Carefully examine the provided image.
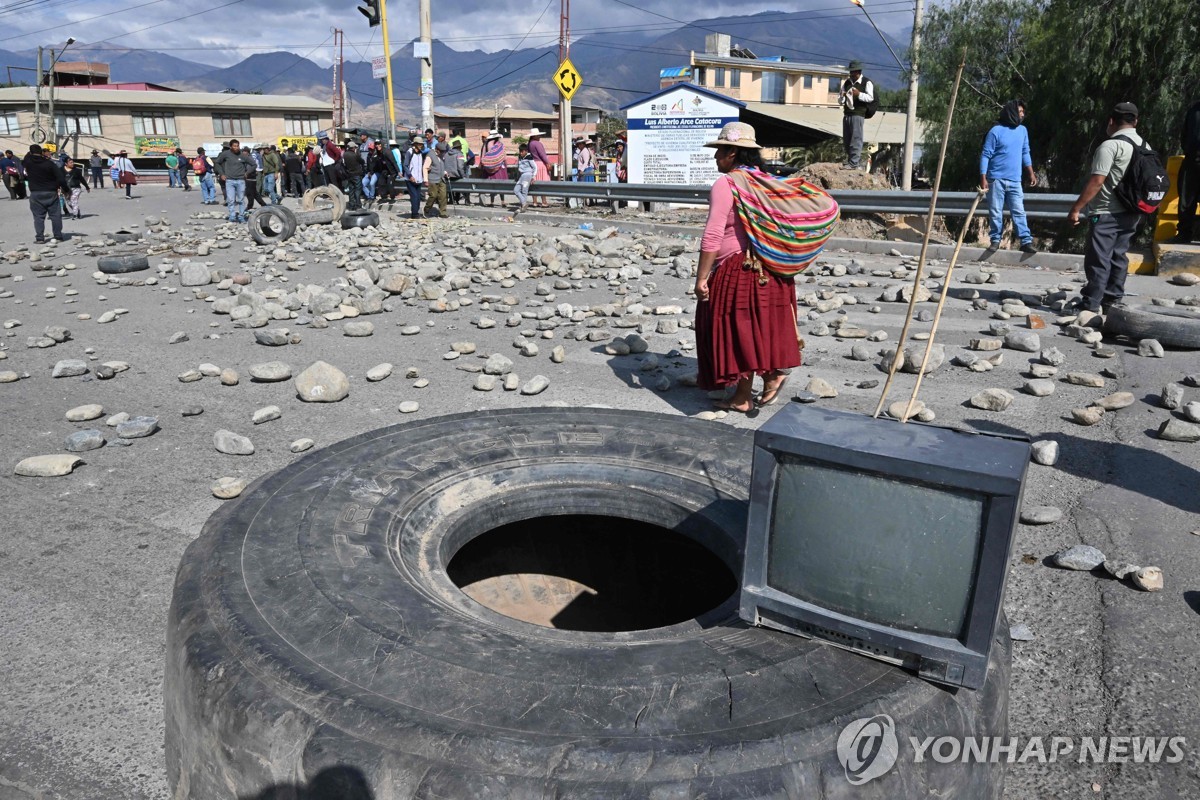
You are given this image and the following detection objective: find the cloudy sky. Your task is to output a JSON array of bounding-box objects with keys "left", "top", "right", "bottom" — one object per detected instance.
[{"left": 0, "top": 0, "right": 916, "bottom": 67}]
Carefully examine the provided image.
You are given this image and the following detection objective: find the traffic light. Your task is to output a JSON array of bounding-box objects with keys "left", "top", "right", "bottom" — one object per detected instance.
[{"left": 359, "top": 0, "right": 380, "bottom": 27}]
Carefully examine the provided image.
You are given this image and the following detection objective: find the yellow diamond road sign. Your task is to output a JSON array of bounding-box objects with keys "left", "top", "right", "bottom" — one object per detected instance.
[{"left": 553, "top": 58, "right": 582, "bottom": 101}]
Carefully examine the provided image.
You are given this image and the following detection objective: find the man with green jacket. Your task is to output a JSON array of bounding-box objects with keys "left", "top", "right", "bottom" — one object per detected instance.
[{"left": 262, "top": 145, "right": 283, "bottom": 204}]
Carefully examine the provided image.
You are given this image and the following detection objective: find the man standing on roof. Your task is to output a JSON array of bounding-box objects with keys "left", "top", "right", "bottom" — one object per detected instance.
[{"left": 840, "top": 59, "right": 874, "bottom": 171}]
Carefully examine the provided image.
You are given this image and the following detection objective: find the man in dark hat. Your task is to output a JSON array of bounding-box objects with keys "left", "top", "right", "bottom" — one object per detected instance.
[
  {"left": 1068, "top": 102, "right": 1148, "bottom": 321},
  {"left": 840, "top": 59, "right": 874, "bottom": 170},
  {"left": 21, "top": 143, "right": 70, "bottom": 242}
]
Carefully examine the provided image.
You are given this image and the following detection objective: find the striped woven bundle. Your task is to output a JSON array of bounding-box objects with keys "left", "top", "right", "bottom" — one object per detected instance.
[
  {"left": 480, "top": 141, "right": 507, "bottom": 170},
  {"left": 726, "top": 167, "right": 840, "bottom": 280}
]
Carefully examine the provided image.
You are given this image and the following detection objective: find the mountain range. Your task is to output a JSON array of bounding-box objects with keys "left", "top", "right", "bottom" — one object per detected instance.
[{"left": 2, "top": 10, "right": 908, "bottom": 126}]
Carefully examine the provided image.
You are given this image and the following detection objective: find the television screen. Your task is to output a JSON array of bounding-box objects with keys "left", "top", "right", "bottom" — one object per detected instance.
[
  {"left": 740, "top": 404, "right": 1029, "bottom": 690},
  {"left": 767, "top": 456, "right": 985, "bottom": 639}
]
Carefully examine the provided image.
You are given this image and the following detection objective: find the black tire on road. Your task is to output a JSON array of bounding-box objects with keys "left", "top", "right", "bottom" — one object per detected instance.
[
  {"left": 247, "top": 205, "right": 298, "bottom": 246},
  {"left": 1103, "top": 303, "right": 1200, "bottom": 349},
  {"left": 301, "top": 185, "right": 347, "bottom": 221},
  {"left": 108, "top": 230, "right": 141, "bottom": 244},
  {"left": 341, "top": 209, "right": 380, "bottom": 230},
  {"left": 96, "top": 253, "right": 150, "bottom": 273},
  {"left": 165, "top": 408, "right": 1010, "bottom": 799}
]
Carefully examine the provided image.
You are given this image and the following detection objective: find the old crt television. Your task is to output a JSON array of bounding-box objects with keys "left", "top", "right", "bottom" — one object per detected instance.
[{"left": 739, "top": 404, "right": 1029, "bottom": 690}]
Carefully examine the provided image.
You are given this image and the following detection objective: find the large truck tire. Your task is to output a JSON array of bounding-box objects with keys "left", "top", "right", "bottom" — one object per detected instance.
[
  {"left": 300, "top": 185, "right": 347, "bottom": 221},
  {"left": 247, "top": 205, "right": 297, "bottom": 245},
  {"left": 1103, "top": 302, "right": 1200, "bottom": 349},
  {"left": 165, "top": 408, "right": 1010, "bottom": 799}
]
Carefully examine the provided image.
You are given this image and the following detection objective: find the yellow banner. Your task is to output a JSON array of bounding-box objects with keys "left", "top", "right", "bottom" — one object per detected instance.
[{"left": 278, "top": 136, "right": 318, "bottom": 152}]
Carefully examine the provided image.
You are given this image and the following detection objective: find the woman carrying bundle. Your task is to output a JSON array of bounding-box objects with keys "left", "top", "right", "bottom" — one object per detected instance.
[{"left": 694, "top": 122, "right": 838, "bottom": 412}]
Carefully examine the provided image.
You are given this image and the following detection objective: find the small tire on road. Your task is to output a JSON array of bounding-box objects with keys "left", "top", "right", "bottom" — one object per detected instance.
[
  {"left": 108, "top": 230, "right": 142, "bottom": 244},
  {"left": 1103, "top": 303, "right": 1200, "bottom": 349},
  {"left": 340, "top": 209, "right": 379, "bottom": 230},
  {"left": 301, "top": 185, "right": 347, "bottom": 221},
  {"left": 247, "top": 205, "right": 298, "bottom": 246},
  {"left": 96, "top": 253, "right": 150, "bottom": 273},
  {"left": 166, "top": 408, "right": 1010, "bottom": 799}
]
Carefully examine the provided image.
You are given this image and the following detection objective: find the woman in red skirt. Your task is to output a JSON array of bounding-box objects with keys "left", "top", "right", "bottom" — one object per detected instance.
[{"left": 694, "top": 122, "right": 801, "bottom": 412}]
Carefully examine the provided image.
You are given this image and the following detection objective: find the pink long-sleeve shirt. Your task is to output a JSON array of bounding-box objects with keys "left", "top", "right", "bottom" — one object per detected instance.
[{"left": 701, "top": 175, "right": 749, "bottom": 262}]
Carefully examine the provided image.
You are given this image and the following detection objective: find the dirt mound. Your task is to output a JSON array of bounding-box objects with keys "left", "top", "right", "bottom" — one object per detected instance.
[{"left": 799, "top": 162, "right": 894, "bottom": 191}]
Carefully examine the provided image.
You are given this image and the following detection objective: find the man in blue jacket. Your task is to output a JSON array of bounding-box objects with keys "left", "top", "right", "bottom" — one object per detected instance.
[{"left": 979, "top": 99, "right": 1038, "bottom": 257}]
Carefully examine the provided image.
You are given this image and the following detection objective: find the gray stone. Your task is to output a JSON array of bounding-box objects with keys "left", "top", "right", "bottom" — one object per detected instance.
[
  {"left": 1040, "top": 347, "right": 1067, "bottom": 366},
  {"left": 64, "top": 430, "right": 106, "bottom": 452},
  {"left": 1023, "top": 379, "right": 1056, "bottom": 397},
  {"left": 1021, "top": 505, "right": 1063, "bottom": 525},
  {"left": 399, "top": 401, "right": 420, "bottom": 413},
  {"left": 805, "top": 377, "right": 838, "bottom": 398},
  {"left": 43, "top": 325, "right": 71, "bottom": 343},
  {"left": 51, "top": 359, "right": 88, "bottom": 378},
  {"left": 211, "top": 477, "right": 249, "bottom": 499},
  {"left": 254, "top": 328, "right": 290, "bottom": 346},
  {"left": 626, "top": 334, "right": 649, "bottom": 354},
  {"left": 294, "top": 361, "right": 350, "bottom": 403},
  {"left": 969, "top": 388, "right": 1014, "bottom": 412},
  {"left": 1031, "top": 440, "right": 1059, "bottom": 466},
  {"left": 1137, "top": 339, "right": 1165, "bottom": 358},
  {"left": 474, "top": 374, "right": 497, "bottom": 391},
  {"left": 605, "top": 339, "right": 631, "bottom": 356},
  {"left": 849, "top": 344, "right": 871, "bottom": 361},
  {"left": 1004, "top": 330, "right": 1041, "bottom": 352},
  {"left": 14, "top": 454, "right": 83, "bottom": 477},
  {"left": 484, "top": 354, "right": 514, "bottom": 375},
  {"left": 182, "top": 406, "right": 204, "bottom": 417},
  {"left": 1157, "top": 418, "right": 1200, "bottom": 442},
  {"left": 1161, "top": 383, "right": 1185, "bottom": 410},
  {"left": 1103, "top": 561, "right": 1140, "bottom": 580},
  {"left": 252, "top": 405, "right": 282, "bottom": 425},
  {"left": 1071, "top": 407, "right": 1106, "bottom": 426},
  {"left": 65, "top": 404, "right": 104, "bottom": 422},
  {"left": 105, "top": 412, "right": 130, "bottom": 427},
  {"left": 94, "top": 364, "right": 116, "bottom": 380},
  {"left": 1028, "top": 363, "right": 1057, "bottom": 378},
  {"left": 116, "top": 416, "right": 159, "bottom": 439},
  {"left": 521, "top": 375, "right": 550, "bottom": 395},
  {"left": 517, "top": 341, "right": 539, "bottom": 357},
  {"left": 1009, "top": 624, "right": 1035, "bottom": 642},
  {"left": 214, "top": 429, "right": 255, "bottom": 455},
  {"left": 1052, "top": 544, "right": 1106, "bottom": 571},
  {"left": 1132, "top": 566, "right": 1164, "bottom": 592},
  {"left": 220, "top": 368, "right": 240, "bottom": 386},
  {"left": 1066, "top": 372, "right": 1105, "bottom": 388},
  {"left": 550, "top": 346, "right": 566, "bottom": 364},
  {"left": 169, "top": 331, "right": 189, "bottom": 344},
  {"left": 1183, "top": 401, "right": 1200, "bottom": 423},
  {"left": 179, "top": 263, "right": 211, "bottom": 287},
  {"left": 290, "top": 438, "right": 315, "bottom": 453},
  {"left": 178, "top": 369, "right": 203, "bottom": 383},
  {"left": 366, "top": 363, "right": 394, "bottom": 382},
  {"left": 1095, "top": 392, "right": 1135, "bottom": 411},
  {"left": 343, "top": 321, "right": 375, "bottom": 337},
  {"left": 248, "top": 362, "right": 292, "bottom": 382}
]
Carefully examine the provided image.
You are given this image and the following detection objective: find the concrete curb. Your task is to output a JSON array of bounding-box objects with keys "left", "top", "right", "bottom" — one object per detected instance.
[{"left": 445, "top": 205, "right": 1086, "bottom": 271}]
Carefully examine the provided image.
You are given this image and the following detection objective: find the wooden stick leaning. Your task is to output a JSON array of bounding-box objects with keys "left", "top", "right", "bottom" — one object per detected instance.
[
  {"left": 901, "top": 187, "right": 986, "bottom": 422},
  {"left": 873, "top": 50, "right": 969, "bottom": 419}
]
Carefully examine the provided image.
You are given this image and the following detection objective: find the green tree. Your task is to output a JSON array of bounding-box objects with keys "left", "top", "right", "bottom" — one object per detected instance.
[
  {"left": 779, "top": 140, "right": 843, "bottom": 169},
  {"left": 919, "top": 0, "right": 1200, "bottom": 195},
  {"left": 916, "top": 0, "right": 1040, "bottom": 192}
]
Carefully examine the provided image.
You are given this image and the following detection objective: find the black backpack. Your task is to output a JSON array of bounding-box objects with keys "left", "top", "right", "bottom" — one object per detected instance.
[{"left": 1108, "top": 134, "right": 1169, "bottom": 214}]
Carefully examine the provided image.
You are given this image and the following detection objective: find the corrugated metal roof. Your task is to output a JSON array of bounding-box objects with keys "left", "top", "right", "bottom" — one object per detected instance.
[
  {"left": 0, "top": 86, "right": 330, "bottom": 111},
  {"left": 741, "top": 101, "right": 920, "bottom": 145},
  {"left": 433, "top": 106, "right": 556, "bottom": 120},
  {"left": 659, "top": 67, "right": 691, "bottom": 79}
]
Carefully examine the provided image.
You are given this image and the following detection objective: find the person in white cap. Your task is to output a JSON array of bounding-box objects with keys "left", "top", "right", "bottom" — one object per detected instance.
[
  {"left": 527, "top": 127, "right": 552, "bottom": 207},
  {"left": 694, "top": 121, "right": 802, "bottom": 412}
]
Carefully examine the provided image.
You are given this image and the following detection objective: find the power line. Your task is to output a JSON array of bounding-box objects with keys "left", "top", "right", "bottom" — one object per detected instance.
[
  {"left": 436, "top": 52, "right": 555, "bottom": 100},
  {"left": 0, "top": 0, "right": 172, "bottom": 42}
]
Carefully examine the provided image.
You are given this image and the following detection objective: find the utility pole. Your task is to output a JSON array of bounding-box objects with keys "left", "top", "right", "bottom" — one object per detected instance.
[
  {"left": 901, "top": 0, "right": 923, "bottom": 191},
  {"left": 332, "top": 29, "right": 345, "bottom": 129},
  {"left": 33, "top": 47, "right": 43, "bottom": 142},
  {"left": 558, "top": 0, "right": 570, "bottom": 182},
  {"left": 377, "top": 0, "right": 397, "bottom": 141},
  {"left": 46, "top": 48, "right": 56, "bottom": 149},
  {"left": 418, "top": 0, "right": 433, "bottom": 135}
]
